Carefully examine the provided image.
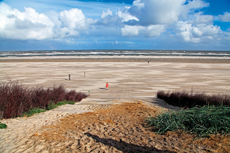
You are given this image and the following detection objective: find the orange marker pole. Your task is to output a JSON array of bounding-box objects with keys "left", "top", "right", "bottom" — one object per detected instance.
[{"left": 106, "top": 82, "right": 109, "bottom": 90}]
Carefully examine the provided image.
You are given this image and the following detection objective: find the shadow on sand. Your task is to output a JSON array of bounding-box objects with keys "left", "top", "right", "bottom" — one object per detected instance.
[
  {"left": 143, "top": 98, "right": 181, "bottom": 111},
  {"left": 85, "top": 133, "right": 175, "bottom": 153}
]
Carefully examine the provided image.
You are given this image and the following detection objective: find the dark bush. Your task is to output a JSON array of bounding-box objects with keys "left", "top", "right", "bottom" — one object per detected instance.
[
  {"left": 65, "top": 90, "right": 77, "bottom": 101},
  {"left": 0, "top": 81, "right": 88, "bottom": 119},
  {"left": 157, "top": 90, "right": 230, "bottom": 108}
]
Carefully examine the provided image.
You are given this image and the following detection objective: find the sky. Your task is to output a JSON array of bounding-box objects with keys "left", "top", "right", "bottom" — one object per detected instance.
[{"left": 0, "top": 0, "right": 230, "bottom": 51}]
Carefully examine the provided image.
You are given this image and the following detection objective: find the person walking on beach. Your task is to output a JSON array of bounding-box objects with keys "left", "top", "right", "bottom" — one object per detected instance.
[{"left": 106, "top": 82, "right": 109, "bottom": 90}]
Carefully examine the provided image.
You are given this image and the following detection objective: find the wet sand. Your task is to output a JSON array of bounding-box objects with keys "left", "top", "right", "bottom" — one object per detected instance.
[{"left": 0, "top": 56, "right": 230, "bottom": 152}]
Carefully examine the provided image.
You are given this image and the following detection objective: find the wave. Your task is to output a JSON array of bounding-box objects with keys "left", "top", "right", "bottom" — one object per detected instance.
[{"left": 0, "top": 50, "right": 230, "bottom": 57}]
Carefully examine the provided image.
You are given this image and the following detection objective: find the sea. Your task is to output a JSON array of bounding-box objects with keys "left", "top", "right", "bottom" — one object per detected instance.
[{"left": 0, "top": 50, "right": 230, "bottom": 57}]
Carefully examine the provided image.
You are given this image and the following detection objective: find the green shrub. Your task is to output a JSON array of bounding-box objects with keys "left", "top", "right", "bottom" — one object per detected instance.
[
  {"left": 22, "top": 108, "right": 46, "bottom": 117},
  {"left": 66, "top": 101, "right": 76, "bottom": 105},
  {"left": 47, "top": 102, "right": 58, "bottom": 110},
  {"left": 21, "top": 100, "right": 76, "bottom": 117},
  {"left": 56, "top": 101, "right": 66, "bottom": 106},
  {"left": 0, "top": 122, "right": 7, "bottom": 129},
  {"left": 57, "top": 100, "right": 75, "bottom": 106},
  {"left": 147, "top": 106, "right": 230, "bottom": 137}
]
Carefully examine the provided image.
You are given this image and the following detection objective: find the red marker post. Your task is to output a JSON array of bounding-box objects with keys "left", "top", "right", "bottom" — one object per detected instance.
[{"left": 106, "top": 82, "right": 109, "bottom": 90}]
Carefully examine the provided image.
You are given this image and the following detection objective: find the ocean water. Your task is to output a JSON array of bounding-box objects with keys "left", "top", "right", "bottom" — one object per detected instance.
[{"left": 0, "top": 50, "right": 230, "bottom": 57}]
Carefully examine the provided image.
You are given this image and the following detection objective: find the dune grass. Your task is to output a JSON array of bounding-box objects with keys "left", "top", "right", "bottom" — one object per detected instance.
[
  {"left": 0, "top": 122, "right": 7, "bottom": 129},
  {"left": 147, "top": 105, "right": 230, "bottom": 137}
]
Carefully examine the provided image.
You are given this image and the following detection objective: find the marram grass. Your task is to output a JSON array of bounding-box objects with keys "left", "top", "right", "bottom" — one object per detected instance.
[{"left": 147, "top": 105, "right": 230, "bottom": 137}]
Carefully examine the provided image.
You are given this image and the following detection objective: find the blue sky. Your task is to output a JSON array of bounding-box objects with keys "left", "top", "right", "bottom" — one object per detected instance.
[{"left": 0, "top": 0, "right": 230, "bottom": 51}]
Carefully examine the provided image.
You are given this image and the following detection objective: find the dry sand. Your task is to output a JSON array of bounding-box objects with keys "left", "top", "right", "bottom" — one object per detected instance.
[{"left": 0, "top": 56, "right": 230, "bottom": 152}]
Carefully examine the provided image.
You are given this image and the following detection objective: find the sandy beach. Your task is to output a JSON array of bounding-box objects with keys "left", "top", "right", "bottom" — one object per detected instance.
[{"left": 1, "top": 56, "right": 230, "bottom": 152}]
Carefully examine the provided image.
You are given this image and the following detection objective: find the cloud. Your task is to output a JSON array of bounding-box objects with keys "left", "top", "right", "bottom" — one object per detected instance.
[
  {"left": 219, "top": 12, "right": 230, "bottom": 22},
  {"left": 98, "top": 9, "right": 122, "bottom": 25},
  {"left": 124, "top": 0, "right": 209, "bottom": 26},
  {"left": 0, "top": 3, "right": 95, "bottom": 40},
  {"left": 117, "top": 7, "right": 139, "bottom": 22},
  {"left": 194, "top": 12, "right": 214, "bottom": 24},
  {"left": 58, "top": 8, "right": 95, "bottom": 37},
  {"left": 101, "top": 9, "right": 112, "bottom": 19},
  {"left": 59, "top": 8, "right": 94, "bottom": 30},
  {"left": 121, "top": 24, "right": 165, "bottom": 37},
  {"left": 0, "top": 3, "right": 54, "bottom": 40},
  {"left": 177, "top": 21, "right": 221, "bottom": 43},
  {"left": 145, "top": 25, "right": 165, "bottom": 37},
  {"left": 121, "top": 25, "right": 144, "bottom": 36},
  {"left": 97, "top": 7, "right": 139, "bottom": 26},
  {"left": 182, "top": 0, "right": 209, "bottom": 12}
]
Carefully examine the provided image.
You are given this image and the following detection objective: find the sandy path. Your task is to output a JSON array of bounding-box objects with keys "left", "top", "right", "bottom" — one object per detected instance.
[
  {"left": 2, "top": 102, "right": 229, "bottom": 153},
  {"left": 1, "top": 59, "right": 230, "bottom": 152},
  {"left": 0, "top": 98, "right": 173, "bottom": 153}
]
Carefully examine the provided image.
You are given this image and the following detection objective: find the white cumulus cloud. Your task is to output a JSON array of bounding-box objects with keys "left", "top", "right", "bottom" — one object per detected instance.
[
  {"left": 0, "top": 3, "right": 95, "bottom": 40},
  {"left": 121, "top": 25, "right": 144, "bottom": 36},
  {"left": 145, "top": 25, "right": 165, "bottom": 37},
  {"left": 121, "top": 24, "right": 165, "bottom": 37},
  {"left": 177, "top": 21, "right": 221, "bottom": 43},
  {"left": 126, "top": 0, "right": 209, "bottom": 25},
  {"left": 219, "top": 12, "right": 230, "bottom": 22},
  {"left": 58, "top": 8, "right": 96, "bottom": 37},
  {"left": 59, "top": 9, "right": 87, "bottom": 30},
  {"left": 98, "top": 9, "right": 121, "bottom": 25},
  {"left": 101, "top": 9, "right": 113, "bottom": 19},
  {"left": 194, "top": 12, "right": 214, "bottom": 24},
  {"left": 117, "top": 7, "right": 139, "bottom": 22},
  {"left": 0, "top": 3, "right": 54, "bottom": 40}
]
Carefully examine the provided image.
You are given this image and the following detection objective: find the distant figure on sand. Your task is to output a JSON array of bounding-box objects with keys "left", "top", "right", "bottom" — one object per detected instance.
[
  {"left": 69, "top": 74, "right": 71, "bottom": 80},
  {"left": 148, "top": 61, "right": 149, "bottom": 64},
  {"left": 106, "top": 82, "right": 109, "bottom": 90}
]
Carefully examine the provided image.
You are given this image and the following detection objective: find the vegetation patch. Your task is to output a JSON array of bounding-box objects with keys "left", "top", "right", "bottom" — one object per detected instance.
[
  {"left": 0, "top": 80, "right": 88, "bottom": 119},
  {"left": 0, "top": 122, "right": 7, "bottom": 129},
  {"left": 147, "top": 105, "right": 230, "bottom": 137},
  {"left": 57, "top": 100, "right": 76, "bottom": 106},
  {"left": 157, "top": 90, "right": 230, "bottom": 108},
  {"left": 22, "top": 100, "right": 76, "bottom": 117},
  {"left": 22, "top": 108, "right": 46, "bottom": 117}
]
